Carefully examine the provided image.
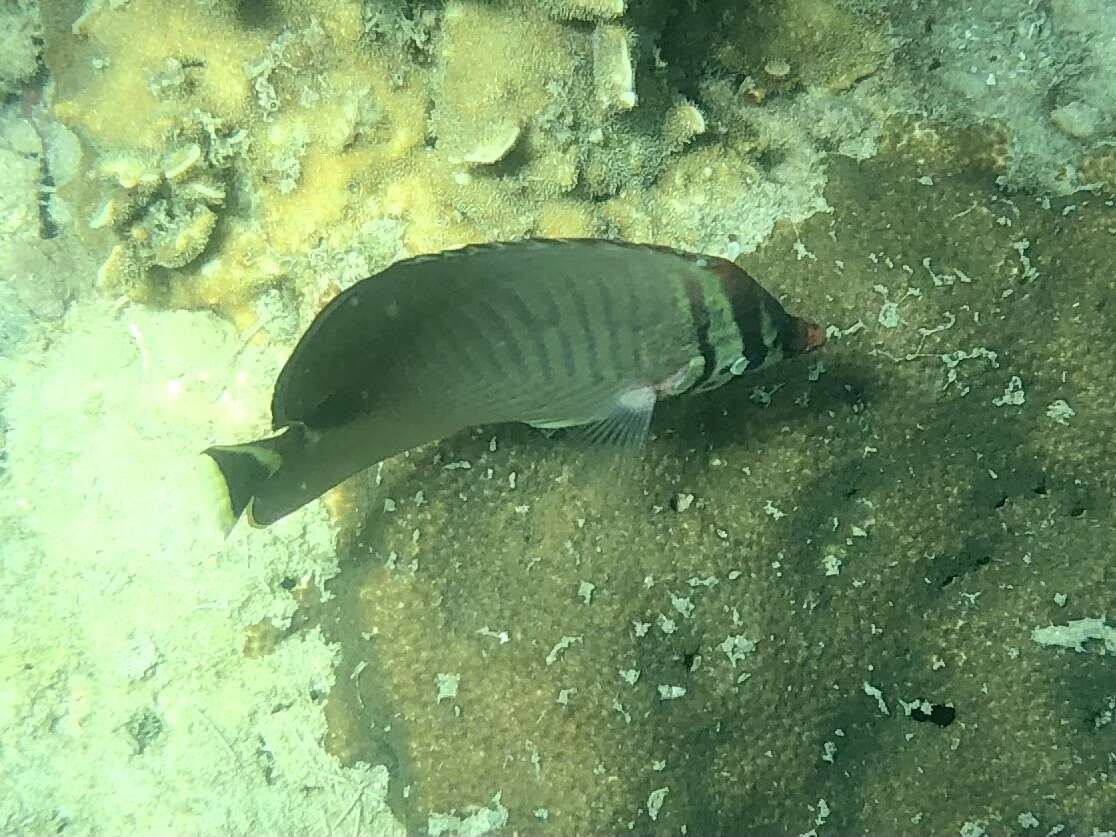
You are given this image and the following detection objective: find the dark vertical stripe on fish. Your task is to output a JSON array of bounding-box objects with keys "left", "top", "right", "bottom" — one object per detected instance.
[
  {"left": 718, "top": 268, "right": 768, "bottom": 370},
  {"left": 475, "top": 297, "right": 530, "bottom": 377},
  {"left": 596, "top": 278, "right": 623, "bottom": 379},
  {"left": 571, "top": 284, "right": 603, "bottom": 384},
  {"left": 445, "top": 295, "right": 506, "bottom": 379},
  {"left": 503, "top": 289, "right": 555, "bottom": 383},
  {"left": 538, "top": 283, "right": 577, "bottom": 381},
  {"left": 682, "top": 272, "right": 717, "bottom": 393},
  {"left": 442, "top": 312, "right": 491, "bottom": 384},
  {"left": 448, "top": 305, "right": 497, "bottom": 378},
  {"left": 621, "top": 271, "right": 643, "bottom": 372}
]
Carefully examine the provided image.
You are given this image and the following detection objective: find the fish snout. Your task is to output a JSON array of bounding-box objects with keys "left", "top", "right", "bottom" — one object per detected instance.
[{"left": 788, "top": 317, "right": 827, "bottom": 355}]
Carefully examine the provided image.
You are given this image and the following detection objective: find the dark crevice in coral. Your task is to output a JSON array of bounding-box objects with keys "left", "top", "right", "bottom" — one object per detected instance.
[
  {"left": 234, "top": 0, "right": 280, "bottom": 31},
  {"left": 37, "top": 165, "right": 58, "bottom": 240},
  {"left": 21, "top": 63, "right": 59, "bottom": 239}
]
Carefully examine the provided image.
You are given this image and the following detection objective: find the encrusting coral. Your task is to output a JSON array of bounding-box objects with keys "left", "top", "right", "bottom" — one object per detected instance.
[{"left": 41, "top": 0, "right": 742, "bottom": 323}]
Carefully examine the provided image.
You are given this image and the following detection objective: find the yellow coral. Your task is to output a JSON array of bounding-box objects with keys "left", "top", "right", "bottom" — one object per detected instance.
[
  {"left": 432, "top": 1, "right": 586, "bottom": 176},
  {"left": 261, "top": 145, "right": 373, "bottom": 254},
  {"left": 535, "top": 0, "right": 627, "bottom": 21},
  {"left": 163, "top": 143, "right": 203, "bottom": 181},
  {"left": 180, "top": 224, "right": 282, "bottom": 315},
  {"left": 536, "top": 200, "right": 602, "bottom": 238},
  {"left": 58, "top": 0, "right": 267, "bottom": 149},
  {"left": 272, "top": 0, "right": 364, "bottom": 45},
  {"left": 95, "top": 243, "right": 136, "bottom": 293},
  {"left": 151, "top": 205, "right": 217, "bottom": 269},
  {"left": 662, "top": 100, "right": 706, "bottom": 150},
  {"left": 592, "top": 25, "right": 637, "bottom": 111}
]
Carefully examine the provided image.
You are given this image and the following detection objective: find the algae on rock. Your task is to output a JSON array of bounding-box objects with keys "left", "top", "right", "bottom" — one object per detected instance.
[{"left": 713, "top": 0, "right": 890, "bottom": 94}]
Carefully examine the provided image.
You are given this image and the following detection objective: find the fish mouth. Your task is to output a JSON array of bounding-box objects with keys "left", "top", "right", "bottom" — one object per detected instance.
[
  {"left": 803, "top": 320, "right": 827, "bottom": 351},
  {"left": 790, "top": 317, "right": 827, "bottom": 354}
]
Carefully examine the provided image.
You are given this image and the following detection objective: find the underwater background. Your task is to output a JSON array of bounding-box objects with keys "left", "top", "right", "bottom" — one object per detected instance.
[{"left": 1, "top": 0, "right": 1114, "bottom": 834}]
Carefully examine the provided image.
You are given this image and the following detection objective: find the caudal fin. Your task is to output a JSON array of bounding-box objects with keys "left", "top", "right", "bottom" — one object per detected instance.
[{"left": 202, "top": 429, "right": 295, "bottom": 531}]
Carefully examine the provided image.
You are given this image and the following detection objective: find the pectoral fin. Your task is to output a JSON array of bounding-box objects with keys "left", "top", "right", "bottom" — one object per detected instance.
[{"left": 579, "top": 385, "right": 657, "bottom": 451}]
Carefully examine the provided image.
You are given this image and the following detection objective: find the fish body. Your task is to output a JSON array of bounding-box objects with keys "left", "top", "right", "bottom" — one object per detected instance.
[{"left": 204, "top": 238, "right": 825, "bottom": 528}]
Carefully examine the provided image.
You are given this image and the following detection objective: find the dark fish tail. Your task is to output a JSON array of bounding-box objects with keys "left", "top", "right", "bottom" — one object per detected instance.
[
  {"left": 203, "top": 425, "right": 306, "bottom": 530},
  {"left": 206, "top": 405, "right": 466, "bottom": 529}
]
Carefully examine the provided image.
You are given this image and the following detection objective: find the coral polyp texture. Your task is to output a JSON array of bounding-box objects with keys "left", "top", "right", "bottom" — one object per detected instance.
[
  {"left": 42, "top": 0, "right": 883, "bottom": 325},
  {"left": 38, "top": 0, "right": 1116, "bottom": 327},
  {"left": 34, "top": 1, "right": 618, "bottom": 319}
]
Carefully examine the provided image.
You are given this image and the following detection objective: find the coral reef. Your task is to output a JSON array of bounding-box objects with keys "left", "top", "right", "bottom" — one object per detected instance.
[
  {"left": 883, "top": 0, "right": 1116, "bottom": 193},
  {"left": 9, "top": 0, "right": 1115, "bottom": 833},
  {"left": 39, "top": 0, "right": 747, "bottom": 322},
  {"left": 1, "top": 300, "right": 404, "bottom": 836},
  {"left": 0, "top": 0, "right": 41, "bottom": 99},
  {"left": 714, "top": 0, "right": 890, "bottom": 94},
  {"left": 313, "top": 127, "right": 1116, "bottom": 835},
  {"left": 36, "top": 0, "right": 1116, "bottom": 326}
]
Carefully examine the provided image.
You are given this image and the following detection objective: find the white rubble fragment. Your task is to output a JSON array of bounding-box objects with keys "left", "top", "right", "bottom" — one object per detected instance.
[
  {"left": 578, "top": 580, "right": 595, "bottom": 605},
  {"left": 941, "top": 348, "right": 999, "bottom": 395},
  {"left": 719, "top": 634, "right": 756, "bottom": 667},
  {"left": 1046, "top": 399, "right": 1075, "bottom": 425},
  {"left": 992, "top": 375, "right": 1025, "bottom": 407},
  {"left": 592, "top": 25, "right": 636, "bottom": 110},
  {"left": 647, "top": 787, "right": 668, "bottom": 821},
  {"left": 826, "top": 320, "right": 866, "bottom": 340},
  {"left": 545, "top": 635, "right": 582, "bottom": 665},
  {"left": 1032, "top": 617, "right": 1116, "bottom": 654},
  {"left": 435, "top": 672, "right": 460, "bottom": 703},
  {"left": 428, "top": 793, "right": 508, "bottom": 837},
  {"left": 476, "top": 626, "right": 510, "bottom": 644},
  {"left": 764, "top": 500, "right": 786, "bottom": 520},
  {"left": 1017, "top": 811, "right": 1039, "bottom": 829},
  {"left": 462, "top": 122, "right": 521, "bottom": 165},
  {"left": 670, "top": 593, "right": 694, "bottom": 618},
  {"left": 687, "top": 575, "right": 718, "bottom": 588},
  {"left": 863, "top": 681, "right": 889, "bottom": 715}
]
